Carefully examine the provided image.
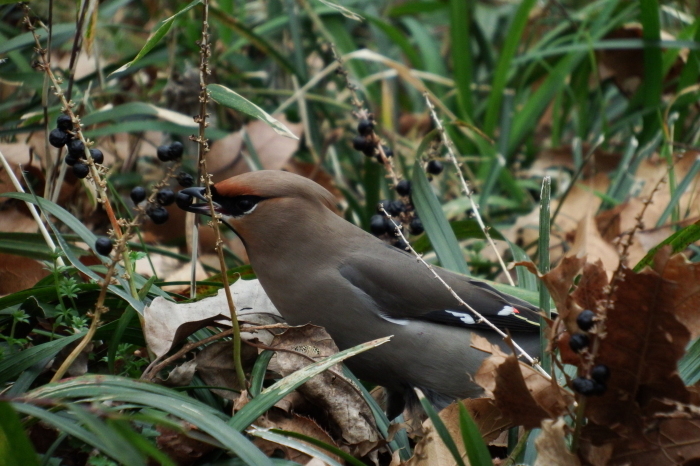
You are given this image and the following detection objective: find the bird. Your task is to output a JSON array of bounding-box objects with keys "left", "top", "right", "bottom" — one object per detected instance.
[{"left": 178, "top": 170, "right": 541, "bottom": 417}]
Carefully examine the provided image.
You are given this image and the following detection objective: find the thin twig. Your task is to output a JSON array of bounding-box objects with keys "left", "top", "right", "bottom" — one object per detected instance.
[
  {"left": 0, "top": 151, "right": 64, "bottom": 267},
  {"left": 190, "top": 0, "right": 246, "bottom": 390},
  {"left": 380, "top": 207, "right": 549, "bottom": 379},
  {"left": 423, "top": 93, "right": 514, "bottom": 286}
]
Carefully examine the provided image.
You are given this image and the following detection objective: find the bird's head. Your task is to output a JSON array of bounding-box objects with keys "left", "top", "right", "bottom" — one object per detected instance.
[{"left": 177, "top": 170, "right": 338, "bottom": 240}]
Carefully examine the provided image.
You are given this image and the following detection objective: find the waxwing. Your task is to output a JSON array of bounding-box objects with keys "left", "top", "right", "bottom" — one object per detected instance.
[{"left": 179, "top": 170, "right": 541, "bottom": 417}]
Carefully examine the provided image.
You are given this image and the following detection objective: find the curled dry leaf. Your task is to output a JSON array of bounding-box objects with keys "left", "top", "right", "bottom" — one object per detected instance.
[
  {"left": 534, "top": 418, "right": 581, "bottom": 466},
  {"left": 473, "top": 335, "right": 573, "bottom": 430},
  {"left": 156, "top": 423, "right": 216, "bottom": 465},
  {"left": 268, "top": 325, "right": 380, "bottom": 456},
  {"left": 160, "top": 359, "right": 197, "bottom": 387},
  {"left": 143, "top": 278, "right": 283, "bottom": 358}
]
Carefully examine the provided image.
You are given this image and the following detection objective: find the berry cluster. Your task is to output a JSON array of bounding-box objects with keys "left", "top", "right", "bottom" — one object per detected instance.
[
  {"left": 351, "top": 117, "right": 394, "bottom": 162},
  {"left": 48, "top": 114, "right": 104, "bottom": 179},
  {"left": 569, "top": 309, "right": 610, "bottom": 397},
  {"left": 369, "top": 180, "right": 424, "bottom": 250},
  {"left": 128, "top": 139, "right": 192, "bottom": 225}
]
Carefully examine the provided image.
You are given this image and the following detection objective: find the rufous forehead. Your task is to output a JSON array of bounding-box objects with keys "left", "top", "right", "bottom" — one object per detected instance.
[{"left": 213, "top": 178, "right": 259, "bottom": 197}]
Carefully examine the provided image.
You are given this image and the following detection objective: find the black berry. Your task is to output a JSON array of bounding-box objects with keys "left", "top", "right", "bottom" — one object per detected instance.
[
  {"left": 56, "top": 114, "right": 73, "bottom": 131},
  {"left": 352, "top": 135, "right": 370, "bottom": 152},
  {"left": 387, "top": 200, "right": 405, "bottom": 216},
  {"left": 156, "top": 188, "right": 175, "bottom": 206},
  {"left": 73, "top": 162, "right": 89, "bottom": 179},
  {"left": 168, "top": 141, "right": 184, "bottom": 160},
  {"left": 572, "top": 377, "right": 606, "bottom": 396},
  {"left": 89, "top": 149, "right": 104, "bottom": 164},
  {"left": 568, "top": 333, "right": 590, "bottom": 353},
  {"left": 591, "top": 365, "right": 610, "bottom": 383},
  {"left": 49, "top": 128, "right": 69, "bottom": 148},
  {"left": 409, "top": 217, "right": 424, "bottom": 235},
  {"left": 393, "top": 238, "right": 409, "bottom": 250},
  {"left": 177, "top": 172, "right": 194, "bottom": 187},
  {"left": 130, "top": 186, "right": 146, "bottom": 204},
  {"left": 395, "top": 180, "right": 412, "bottom": 197},
  {"left": 381, "top": 145, "right": 394, "bottom": 158},
  {"left": 377, "top": 200, "right": 393, "bottom": 216},
  {"left": 357, "top": 118, "right": 374, "bottom": 136},
  {"left": 64, "top": 153, "right": 79, "bottom": 166},
  {"left": 175, "top": 191, "right": 193, "bottom": 210},
  {"left": 148, "top": 206, "right": 169, "bottom": 225},
  {"left": 95, "top": 237, "right": 113, "bottom": 256},
  {"left": 577, "top": 309, "right": 596, "bottom": 332},
  {"left": 370, "top": 214, "right": 388, "bottom": 236},
  {"left": 156, "top": 145, "right": 171, "bottom": 162},
  {"left": 427, "top": 160, "right": 443, "bottom": 175},
  {"left": 67, "top": 139, "right": 85, "bottom": 157}
]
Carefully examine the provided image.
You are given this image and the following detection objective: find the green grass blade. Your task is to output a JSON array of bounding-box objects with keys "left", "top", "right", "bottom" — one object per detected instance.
[
  {"left": 458, "top": 402, "right": 492, "bottom": 466},
  {"left": 538, "top": 177, "right": 552, "bottom": 374},
  {"left": 638, "top": 0, "right": 663, "bottom": 144},
  {"left": 634, "top": 219, "right": 700, "bottom": 271},
  {"left": 655, "top": 156, "right": 700, "bottom": 227},
  {"left": 249, "top": 350, "right": 274, "bottom": 398},
  {"left": 0, "top": 332, "right": 85, "bottom": 385},
  {"left": 0, "top": 402, "right": 40, "bottom": 466},
  {"left": 450, "top": 0, "right": 473, "bottom": 120}
]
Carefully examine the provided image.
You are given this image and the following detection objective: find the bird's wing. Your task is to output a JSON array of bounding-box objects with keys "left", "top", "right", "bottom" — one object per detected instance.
[{"left": 339, "top": 243, "right": 540, "bottom": 334}]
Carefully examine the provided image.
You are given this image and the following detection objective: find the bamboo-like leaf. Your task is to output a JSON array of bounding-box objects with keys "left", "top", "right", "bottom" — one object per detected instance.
[
  {"left": 208, "top": 84, "right": 299, "bottom": 139},
  {"left": 109, "top": 0, "right": 203, "bottom": 76},
  {"left": 411, "top": 162, "right": 470, "bottom": 275}
]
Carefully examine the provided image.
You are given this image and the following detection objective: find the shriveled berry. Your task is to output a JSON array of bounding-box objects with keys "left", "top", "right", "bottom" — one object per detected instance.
[
  {"left": 577, "top": 309, "right": 596, "bottom": 331},
  {"left": 381, "top": 145, "right": 394, "bottom": 158},
  {"left": 427, "top": 160, "right": 443, "bottom": 175},
  {"left": 591, "top": 365, "right": 610, "bottom": 383},
  {"left": 56, "top": 114, "right": 73, "bottom": 131},
  {"left": 89, "top": 149, "right": 104, "bottom": 164},
  {"left": 168, "top": 141, "right": 184, "bottom": 160},
  {"left": 395, "top": 180, "right": 412, "bottom": 197},
  {"left": 130, "top": 186, "right": 146, "bottom": 204},
  {"left": 568, "top": 333, "right": 590, "bottom": 353},
  {"left": 409, "top": 217, "right": 424, "bottom": 235},
  {"left": 67, "top": 139, "right": 85, "bottom": 157},
  {"left": 357, "top": 118, "right": 374, "bottom": 136},
  {"left": 175, "top": 191, "right": 193, "bottom": 210},
  {"left": 176, "top": 172, "right": 194, "bottom": 187},
  {"left": 156, "top": 145, "right": 171, "bottom": 162},
  {"left": 73, "top": 162, "right": 89, "bottom": 179},
  {"left": 95, "top": 237, "right": 113, "bottom": 256},
  {"left": 148, "top": 206, "right": 169, "bottom": 225},
  {"left": 49, "top": 128, "right": 69, "bottom": 148},
  {"left": 370, "top": 214, "right": 388, "bottom": 236},
  {"left": 156, "top": 188, "right": 175, "bottom": 206}
]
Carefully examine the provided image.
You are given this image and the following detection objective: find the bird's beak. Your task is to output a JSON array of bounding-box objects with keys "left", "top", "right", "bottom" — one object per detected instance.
[{"left": 177, "top": 187, "right": 220, "bottom": 216}]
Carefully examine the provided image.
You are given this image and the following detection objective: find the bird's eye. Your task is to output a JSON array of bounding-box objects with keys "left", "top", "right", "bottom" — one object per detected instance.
[{"left": 236, "top": 197, "right": 257, "bottom": 213}]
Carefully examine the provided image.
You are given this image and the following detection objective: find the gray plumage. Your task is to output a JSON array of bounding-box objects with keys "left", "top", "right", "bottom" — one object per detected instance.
[{"left": 180, "top": 170, "right": 540, "bottom": 416}]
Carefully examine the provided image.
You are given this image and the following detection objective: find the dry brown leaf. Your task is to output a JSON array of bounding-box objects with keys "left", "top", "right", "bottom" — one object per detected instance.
[
  {"left": 567, "top": 214, "right": 619, "bottom": 275},
  {"left": 584, "top": 266, "right": 691, "bottom": 438},
  {"left": 160, "top": 359, "right": 197, "bottom": 387},
  {"left": 534, "top": 418, "right": 580, "bottom": 466},
  {"left": 194, "top": 341, "right": 258, "bottom": 400},
  {"left": 253, "top": 409, "right": 343, "bottom": 465},
  {"left": 268, "top": 326, "right": 380, "bottom": 456},
  {"left": 0, "top": 253, "right": 50, "bottom": 296},
  {"left": 654, "top": 252, "right": 700, "bottom": 339},
  {"left": 143, "top": 279, "right": 282, "bottom": 358},
  {"left": 609, "top": 419, "right": 700, "bottom": 465},
  {"left": 156, "top": 423, "right": 216, "bottom": 465}
]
